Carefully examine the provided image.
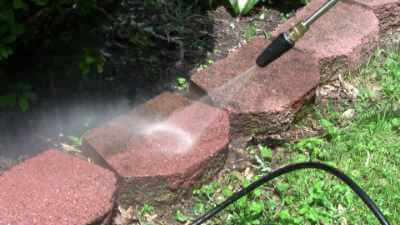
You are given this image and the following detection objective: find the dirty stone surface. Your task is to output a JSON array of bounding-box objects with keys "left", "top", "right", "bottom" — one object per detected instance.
[
  {"left": 83, "top": 92, "right": 230, "bottom": 206},
  {"left": 191, "top": 37, "right": 320, "bottom": 143},
  {"left": 273, "top": 0, "right": 379, "bottom": 81},
  {"left": 354, "top": 0, "right": 400, "bottom": 33},
  {"left": 0, "top": 149, "right": 117, "bottom": 225}
]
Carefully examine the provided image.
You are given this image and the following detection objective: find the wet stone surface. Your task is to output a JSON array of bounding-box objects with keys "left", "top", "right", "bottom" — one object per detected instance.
[
  {"left": 191, "top": 37, "right": 320, "bottom": 142},
  {"left": 83, "top": 92, "right": 230, "bottom": 206}
]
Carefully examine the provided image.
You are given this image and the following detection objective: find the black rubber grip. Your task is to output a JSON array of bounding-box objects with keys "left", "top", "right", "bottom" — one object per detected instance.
[{"left": 256, "top": 32, "right": 294, "bottom": 67}]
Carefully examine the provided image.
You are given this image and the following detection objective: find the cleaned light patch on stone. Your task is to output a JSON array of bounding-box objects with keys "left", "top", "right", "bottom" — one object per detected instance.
[
  {"left": 108, "top": 99, "right": 230, "bottom": 178},
  {"left": 83, "top": 92, "right": 230, "bottom": 205},
  {"left": 82, "top": 92, "right": 193, "bottom": 165},
  {"left": 0, "top": 149, "right": 116, "bottom": 225}
]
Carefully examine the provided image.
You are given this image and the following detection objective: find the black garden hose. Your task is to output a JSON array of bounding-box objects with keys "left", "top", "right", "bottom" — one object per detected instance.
[
  {"left": 192, "top": 1, "right": 391, "bottom": 224},
  {"left": 190, "top": 162, "right": 390, "bottom": 225}
]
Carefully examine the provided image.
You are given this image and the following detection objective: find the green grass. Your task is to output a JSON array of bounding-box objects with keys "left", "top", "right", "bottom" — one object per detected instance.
[{"left": 183, "top": 48, "right": 400, "bottom": 225}]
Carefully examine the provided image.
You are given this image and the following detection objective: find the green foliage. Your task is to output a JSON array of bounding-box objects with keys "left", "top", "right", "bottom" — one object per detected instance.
[
  {"left": 0, "top": 0, "right": 98, "bottom": 61},
  {"left": 378, "top": 51, "right": 400, "bottom": 101},
  {"left": 258, "top": 144, "right": 273, "bottom": 160},
  {"left": 292, "top": 136, "right": 329, "bottom": 160},
  {"left": 175, "top": 210, "right": 191, "bottom": 223},
  {"left": 244, "top": 22, "right": 257, "bottom": 41},
  {"left": 198, "top": 59, "right": 215, "bottom": 71},
  {"left": 175, "top": 77, "right": 188, "bottom": 91},
  {"left": 229, "top": 0, "right": 261, "bottom": 16},
  {"left": 186, "top": 48, "right": 400, "bottom": 225},
  {"left": 205, "top": 0, "right": 310, "bottom": 16},
  {"left": 68, "top": 136, "right": 82, "bottom": 146},
  {"left": 279, "top": 48, "right": 400, "bottom": 224},
  {"left": 0, "top": 83, "right": 36, "bottom": 112},
  {"left": 79, "top": 48, "right": 105, "bottom": 77},
  {"left": 192, "top": 173, "right": 271, "bottom": 225},
  {"left": 128, "top": 30, "right": 153, "bottom": 48},
  {"left": 0, "top": 1, "right": 24, "bottom": 60},
  {"left": 140, "top": 204, "right": 154, "bottom": 216}
]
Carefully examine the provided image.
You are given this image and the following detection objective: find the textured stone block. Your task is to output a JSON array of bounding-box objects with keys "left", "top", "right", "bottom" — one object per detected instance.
[
  {"left": 354, "top": 0, "right": 400, "bottom": 33},
  {"left": 82, "top": 92, "right": 192, "bottom": 169},
  {"left": 0, "top": 149, "right": 117, "bottom": 225},
  {"left": 83, "top": 92, "right": 230, "bottom": 206},
  {"left": 191, "top": 37, "right": 320, "bottom": 140},
  {"left": 273, "top": 0, "right": 379, "bottom": 80}
]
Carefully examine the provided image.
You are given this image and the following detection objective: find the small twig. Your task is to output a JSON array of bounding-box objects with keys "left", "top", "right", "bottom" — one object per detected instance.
[
  {"left": 147, "top": 29, "right": 185, "bottom": 62},
  {"left": 95, "top": 6, "right": 115, "bottom": 22},
  {"left": 112, "top": 41, "right": 129, "bottom": 49}
]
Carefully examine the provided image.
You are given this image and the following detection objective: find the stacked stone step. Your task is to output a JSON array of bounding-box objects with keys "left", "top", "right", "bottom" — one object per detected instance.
[
  {"left": 270, "top": 0, "right": 380, "bottom": 81},
  {"left": 0, "top": 1, "right": 398, "bottom": 224},
  {"left": 353, "top": 0, "right": 400, "bottom": 34},
  {"left": 191, "top": 0, "right": 383, "bottom": 143},
  {"left": 82, "top": 92, "right": 230, "bottom": 207}
]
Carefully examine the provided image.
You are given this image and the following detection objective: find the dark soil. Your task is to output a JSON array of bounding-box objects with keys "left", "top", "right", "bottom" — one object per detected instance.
[
  {"left": 0, "top": 0, "right": 303, "bottom": 177},
  {"left": 0, "top": 1, "right": 294, "bottom": 174},
  {"left": 0, "top": 0, "right": 311, "bottom": 224}
]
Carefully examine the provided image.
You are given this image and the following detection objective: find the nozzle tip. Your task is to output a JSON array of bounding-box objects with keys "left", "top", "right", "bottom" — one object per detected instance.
[{"left": 256, "top": 33, "right": 294, "bottom": 67}]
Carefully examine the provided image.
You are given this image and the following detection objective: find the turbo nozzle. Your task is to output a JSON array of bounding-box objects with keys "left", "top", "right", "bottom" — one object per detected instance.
[
  {"left": 256, "top": 0, "right": 340, "bottom": 67},
  {"left": 256, "top": 22, "right": 309, "bottom": 67},
  {"left": 255, "top": 32, "right": 294, "bottom": 67}
]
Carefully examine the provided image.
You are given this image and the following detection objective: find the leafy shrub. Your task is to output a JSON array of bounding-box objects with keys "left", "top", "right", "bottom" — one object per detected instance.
[
  {"left": 0, "top": 0, "right": 98, "bottom": 61},
  {"left": 0, "top": 83, "right": 37, "bottom": 112},
  {"left": 207, "top": 0, "right": 311, "bottom": 16},
  {"left": 229, "top": 0, "right": 261, "bottom": 16},
  {"left": 79, "top": 48, "right": 105, "bottom": 76},
  {"left": 0, "top": 1, "right": 25, "bottom": 60}
]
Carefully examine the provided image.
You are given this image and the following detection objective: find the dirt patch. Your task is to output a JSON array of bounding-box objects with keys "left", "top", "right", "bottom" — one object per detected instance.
[
  {"left": 0, "top": 1, "right": 302, "bottom": 223},
  {"left": 0, "top": 1, "right": 291, "bottom": 173},
  {"left": 202, "top": 5, "right": 281, "bottom": 63}
]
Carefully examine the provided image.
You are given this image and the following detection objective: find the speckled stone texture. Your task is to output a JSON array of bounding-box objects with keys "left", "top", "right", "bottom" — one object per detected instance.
[
  {"left": 0, "top": 149, "right": 117, "bottom": 225},
  {"left": 82, "top": 92, "right": 192, "bottom": 169},
  {"left": 191, "top": 37, "right": 320, "bottom": 141},
  {"left": 354, "top": 0, "right": 400, "bottom": 33},
  {"left": 273, "top": 0, "right": 379, "bottom": 81},
  {"left": 83, "top": 92, "right": 230, "bottom": 206}
]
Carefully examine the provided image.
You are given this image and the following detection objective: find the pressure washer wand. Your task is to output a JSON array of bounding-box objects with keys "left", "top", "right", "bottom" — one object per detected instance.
[{"left": 256, "top": 0, "right": 340, "bottom": 67}]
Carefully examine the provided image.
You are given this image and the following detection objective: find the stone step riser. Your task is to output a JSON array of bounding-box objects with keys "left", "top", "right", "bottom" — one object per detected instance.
[
  {"left": 82, "top": 92, "right": 230, "bottom": 207},
  {"left": 272, "top": 0, "right": 380, "bottom": 82},
  {"left": 353, "top": 0, "right": 400, "bottom": 34},
  {"left": 1, "top": 0, "right": 399, "bottom": 223}
]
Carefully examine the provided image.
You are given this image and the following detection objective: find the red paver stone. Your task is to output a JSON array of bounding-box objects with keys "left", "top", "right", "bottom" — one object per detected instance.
[
  {"left": 0, "top": 149, "right": 117, "bottom": 225},
  {"left": 82, "top": 92, "right": 192, "bottom": 168},
  {"left": 83, "top": 92, "right": 230, "bottom": 205},
  {"left": 273, "top": 0, "right": 379, "bottom": 80},
  {"left": 191, "top": 37, "right": 320, "bottom": 140},
  {"left": 354, "top": 0, "right": 400, "bottom": 33}
]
